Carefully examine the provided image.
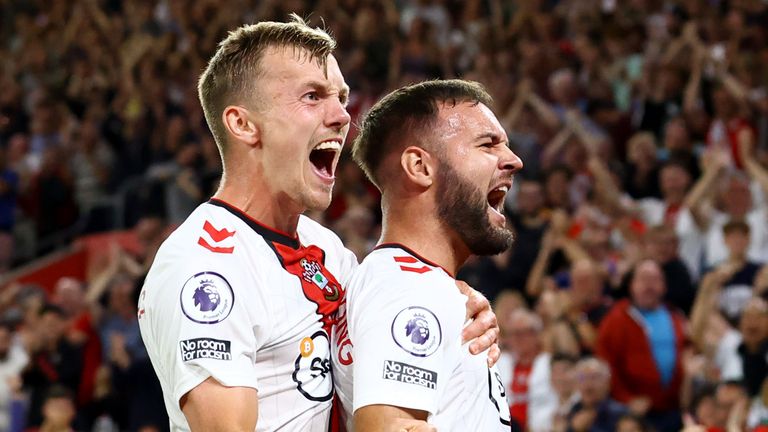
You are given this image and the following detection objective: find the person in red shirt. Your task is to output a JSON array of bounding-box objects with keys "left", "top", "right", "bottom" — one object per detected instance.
[{"left": 597, "top": 259, "right": 687, "bottom": 431}]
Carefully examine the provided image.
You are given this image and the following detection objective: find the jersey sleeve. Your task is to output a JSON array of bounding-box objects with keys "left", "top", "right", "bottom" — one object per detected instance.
[
  {"left": 140, "top": 250, "right": 270, "bottom": 407},
  {"left": 348, "top": 268, "right": 463, "bottom": 415}
]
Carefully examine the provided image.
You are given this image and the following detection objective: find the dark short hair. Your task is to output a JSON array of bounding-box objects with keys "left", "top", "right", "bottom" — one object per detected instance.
[
  {"left": 352, "top": 79, "right": 493, "bottom": 189},
  {"left": 550, "top": 352, "right": 578, "bottom": 366},
  {"left": 198, "top": 14, "right": 336, "bottom": 155},
  {"left": 44, "top": 384, "right": 74, "bottom": 403},
  {"left": 40, "top": 303, "right": 65, "bottom": 318},
  {"left": 723, "top": 220, "right": 750, "bottom": 236}
]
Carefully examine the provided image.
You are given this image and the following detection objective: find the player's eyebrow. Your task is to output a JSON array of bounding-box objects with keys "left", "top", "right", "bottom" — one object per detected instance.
[
  {"left": 305, "top": 80, "right": 349, "bottom": 105},
  {"left": 339, "top": 85, "right": 350, "bottom": 104},
  {"left": 475, "top": 131, "right": 508, "bottom": 145}
]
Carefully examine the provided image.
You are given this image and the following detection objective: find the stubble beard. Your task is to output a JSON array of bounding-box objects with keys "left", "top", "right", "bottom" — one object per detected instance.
[{"left": 435, "top": 161, "right": 514, "bottom": 256}]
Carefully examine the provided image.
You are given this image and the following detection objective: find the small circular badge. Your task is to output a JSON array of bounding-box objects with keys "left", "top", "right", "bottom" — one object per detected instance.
[
  {"left": 300, "top": 337, "right": 315, "bottom": 358},
  {"left": 391, "top": 306, "right": 442, "bottom": 357},
  {"left": 180, "top": 271, "right": 235, "bottom": 324}
]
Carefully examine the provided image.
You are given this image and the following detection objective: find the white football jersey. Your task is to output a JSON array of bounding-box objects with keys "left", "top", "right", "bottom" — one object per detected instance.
[
  {"left": 332, "top": 244, "right": 512, "bottom": 431},
  {"left": 138, "top": 199, "right": 357, "bottom": 432}
]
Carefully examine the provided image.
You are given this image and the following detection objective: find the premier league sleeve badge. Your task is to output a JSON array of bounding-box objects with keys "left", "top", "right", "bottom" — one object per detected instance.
[
  {"left": 180, "top": 271, "right": 235, "bottom": 324},
  {"left": 390, "top": 306, "right": 442, "bottom": 357}
]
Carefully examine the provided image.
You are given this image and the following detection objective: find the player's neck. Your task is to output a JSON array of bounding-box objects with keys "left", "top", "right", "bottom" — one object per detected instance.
[
  {"left": 213, "top": 170, "right": 302, "bottom": 235},
  {"left": 380, "top": 203, "right": 470, "bottom": 276}
]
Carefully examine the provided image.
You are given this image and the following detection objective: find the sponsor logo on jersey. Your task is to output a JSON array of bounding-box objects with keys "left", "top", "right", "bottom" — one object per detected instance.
[
  {"left": 391, "top": 306, "right": 441, "bottom": 357},
  {"left": 488, "top": 368, "right": 512, "bottom": 425},
  {"left": 180, "top": 272, "right": 234, "bottom": 324},
  {"left": 334, "top": 299, "right": 353, "bottom": 366},
  {"left": 180, "top": 337, "right": 232, "bottom": 361},
  {"left": 292, "top": 330, "right": 333, "bottom": 402},
  {"left": 382, "top": 360, "right": 437, "bottom": 389}
]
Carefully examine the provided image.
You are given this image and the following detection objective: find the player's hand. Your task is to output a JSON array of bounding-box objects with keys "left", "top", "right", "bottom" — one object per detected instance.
[
  {"left": 456, "top": 281, "right": 500, "bottom": 366},
  {"left": 386, "top": 418, "right": 437, "bottom": 432}
]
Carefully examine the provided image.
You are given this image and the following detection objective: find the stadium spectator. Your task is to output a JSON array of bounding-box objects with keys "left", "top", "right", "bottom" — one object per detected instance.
[
  {"left": 499, "top": 308, "right": 551, "bottom": 431},
  {"left": 597, "top": 259, "right": 686, "bottom": 431},
  {"left": 50, "top": 278, "right": 101, "bottom": 412},
  {"left": 567, "top": 357, "right": 628, "bottom": 432}
]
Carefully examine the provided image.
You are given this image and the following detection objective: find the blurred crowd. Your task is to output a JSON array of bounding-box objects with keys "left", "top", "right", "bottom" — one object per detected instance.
[{"left": 1, "top": 0, "right": 768, "bottom": 431}]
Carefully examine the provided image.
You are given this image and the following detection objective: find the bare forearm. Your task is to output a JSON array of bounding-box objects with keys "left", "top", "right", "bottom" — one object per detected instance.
[
  {"left": 527, "top": 93, "right": 561, "bottom": 130},
  {"left": 182, "top": 378, "right": 258, "bottom": 432},
  {"left": 354, "top": 405, "right": 429, "bottom": 432}
]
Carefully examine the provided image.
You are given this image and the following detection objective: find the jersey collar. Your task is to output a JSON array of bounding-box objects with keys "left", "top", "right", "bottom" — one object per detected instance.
[
  {"left": 374, "top": 243, "right": 455, "bottom": 278},
  {"left": 208, "top": 198, "right": 301, "bottom": 249}
]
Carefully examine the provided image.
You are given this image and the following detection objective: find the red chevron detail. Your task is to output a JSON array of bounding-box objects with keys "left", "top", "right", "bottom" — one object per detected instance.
[
  {"left": 399, "top": 265, "right": 431, "bottom": 274},
  {"left": 198, "top": 237, "right": 234, "bottom": 254},
  {"left": 203, "top": 220, "right": 236, "bottom": 242},
  {"left": 394, "top": 256, "right": 418, "bottom": 263}
]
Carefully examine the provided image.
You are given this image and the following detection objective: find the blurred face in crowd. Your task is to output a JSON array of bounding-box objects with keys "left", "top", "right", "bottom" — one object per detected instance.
[
  {"left": 694, "top": 393, "right": 719, "bottom": 427},
  {"left": 715, "top": 384, "right": 746, "bottom": 427},
  {"left": 38, "top": 310, "right": 66, "bottom": 347},
  {"left": 570, "top": 259, "right": 602, "bottom": 307},
  {"left": 724, "top": 228, "right": 750, "bottom": 258},
  {"left": 721, "top": 176, "right": 752, "bottom": 216},
  {"left": 739, "top": 298, "right": 768, "bottom": 348},
  {"left": 249, "top": 47, "right": 351, "bottom": 213},
  {"left": 516, "top": 180, "right": 544, "bottom": 217},
  {"left": 109, "top": 276, "right": 137, "bottom": 318},
  {"left": 548, "top": 70, "right": 578, "bottom": 106},
  {"left": 550, "top": 358, "right": 575, "bottom": 398},
  {"left": 52, "top": 277, "right": 85, "bottom": 317},
  {"left": 646, "top": 227, "right": 678, "bottom": 263},
  {"left": 663, "top": 118, "right": 691, "bottom": 151},
  {"left": 502, "top": 311, "right": 541, "bottom": 359},
  {"left": 627, "top": 133, "right": 657, "bottom": 167},
  {"left": 575, "top": 360, "right": 610, "bottom": 407},
  {"left": 630, "top": 260, "right": 666, "bottom": 310},
  {"left": 544, "top": 169, "right": 570, "bottom": 208},
  {"left": 659, "top": 164, "right": 691, "bottom": 200},
  {"left": 42, "top": 395, "right": 75, "bottom": 427},
  {"left": 434, "top": 101, "right": 521, "bottom": 255}
]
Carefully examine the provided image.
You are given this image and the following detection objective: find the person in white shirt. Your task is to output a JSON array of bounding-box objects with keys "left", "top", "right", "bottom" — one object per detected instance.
[
  {"left": 138, "top": 16, "right": 499, "bottom": 432},
  {"left": 332, "top": 79, "right": 523, "bottom": 431}
]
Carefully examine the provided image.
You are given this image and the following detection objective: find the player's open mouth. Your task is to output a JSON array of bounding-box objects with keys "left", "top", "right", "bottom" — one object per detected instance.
[
  {"left": 310, "top": 139, "right": 342, "bottom": 180},
  {"left": 487, "top": 184, "right": 509, "bottom": 217}
]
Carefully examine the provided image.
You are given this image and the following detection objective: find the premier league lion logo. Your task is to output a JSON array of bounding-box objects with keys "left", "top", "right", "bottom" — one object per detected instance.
[
  {"left": 405, "top": 314, "right": 430, "bottom": 345},
  {"left": 193, "top": 281, "right": 220, "bottom": 312}
]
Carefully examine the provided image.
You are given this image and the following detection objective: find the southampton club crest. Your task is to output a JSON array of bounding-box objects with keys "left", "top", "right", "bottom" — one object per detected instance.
[
  {"left": 391, "top": 306, "right": 442, "bottom": 357},
  {"left": 180, "top": 271, "right": 234, "bottom": 324},
  {"left": 299, "top": 258, "right": 340, "bottom": 301}
]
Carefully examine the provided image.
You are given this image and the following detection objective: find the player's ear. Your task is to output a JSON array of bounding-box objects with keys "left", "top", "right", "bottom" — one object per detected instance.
[
  {"left": 222, "top": 105, "right": 260, "bottom": 148},
  {"left": 401, "top": 146, "right": 434, "bottom": 188}
]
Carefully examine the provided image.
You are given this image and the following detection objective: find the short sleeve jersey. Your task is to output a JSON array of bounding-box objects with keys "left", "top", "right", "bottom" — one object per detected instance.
[
  {"left": 138, "top": 199, "right": 358, "bottom": 431},
  {"left": 332, "top": 244, "right": 511, "bottom": 431}
]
